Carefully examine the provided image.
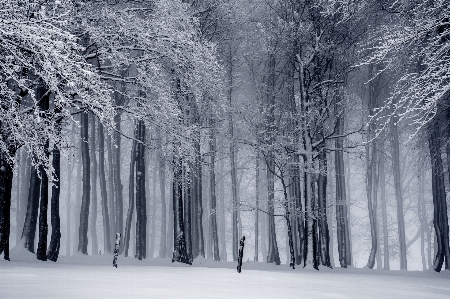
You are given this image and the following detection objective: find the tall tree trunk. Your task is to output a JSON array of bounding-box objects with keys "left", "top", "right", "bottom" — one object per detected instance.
[
  {"left": 418, "top": 166, "right": 427, "bottom": 271},
  {"left": 47, "top": 114, "right": 62, "bottom": 262},
  {"left": 157, "top": 129, "right": 167, "bottom": 258},
  {"left": 167, "top": 167, "right": 174, "bottom": 257},
  {"left": 254, "top": 152, "right": 260, "bottom": 262},
  {"left": 172, "top": 154, "right": 190, "bottom": 264},
  {"left": 135, "top": 120, "right": 146, "bottom": 260},
  {"left": 90, "top": 114, "right": 98, "bottom": 255},
  {"left": 218, "top": 148, "right": 227, "bottom": 261},
  {"left": 22, "top": 160, "right": 40, "bottom": 253},
  {"left": 184, "top": 164, "right": 192, "bottom": 263},
  {"left": 123, "top": 125, "right": 137, "bottom": 257},
  {"left": 150, "top": 162, "right": 156, "bottom": 258},
  {"left": 390, "top": 112, "right": 407, "bottom": 270},
  {"left": 78, "top": 111, "right": 91, "bottom": 254},
  {"left": 98, "top": 123, "right": 111, "bottom": 253},
  {"left": 107, "top": 133, "right": 116, "bottom": 250},
  {"left": 327, "top": 152, "right": 335, "bottom": 268},
  {"left": 36, "top": 92, "right": 50, "bottom": 261},
  {"left": 66, "top": 134, "right": 74, "bottom": 257},
  {"left": 72, "top": 141, "right": 82, "bottom": 255},
  {"left": 317, "top": 150, "right": 331, "bottom": 267},
  {"left": 113, "top": 119, "right": 123, "bottom": 245},
  {"left": 209, "top": 118, "right": 220, "bottom": 261},
  {"left": 379, "top": 139, "right": 390, "bottom": 270},
  {"left": 266, "top": 157, "right": 280, "bottom": 265},
  {"left": 429, "top": 118, "right": 450, "bottom": 271},
  {"left": 0, "top": 150, "right": 15, "bottom": 260},
  {"left": 334, "top": 101, "right": 351, "bottom": 268}
]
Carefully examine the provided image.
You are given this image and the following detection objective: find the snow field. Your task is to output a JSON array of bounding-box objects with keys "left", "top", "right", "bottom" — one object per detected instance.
[{"left": 1, "top": 251, "right": 449, "bottom": 299}]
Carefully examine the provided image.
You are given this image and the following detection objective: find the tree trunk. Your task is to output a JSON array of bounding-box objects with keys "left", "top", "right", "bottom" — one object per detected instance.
[
  {"left": 47, "top": 114, "right": 62, "bottom": 261},
  {"left": 317, "top": 150, "right": 331, "bottom": 267},
  {"left": 172, "top": 154, "right": 190, "bottom": 264},
  {"left": 22, "top": 161, "right": 40, "bottom": 253},
  {"left": 334, "top": 105, "right": 351, "bottom": 268},
  {"left": 135, "top": 120, "right": 146, "bottom": 260},
  {"left": 123, "top": 125, "right": 136, "bottom": 257},
  {"left": 107, "top": 133, "right": 116, "bottom": 250},
  {"left": 254, "top": 152, "right": 260, "bottom": 262},
  {"left": 149, "top": 162, "right": 156, "bottom": 258},
  {"left": 266, "top": 157, "right": 281, "bottom": 265},
  {"left": 418, "top": 166, "right": 427, "bottom": 271},
  {"left": 379, "top": 139, "right": 389, "bottom": 270},
  {"left": 90, "top": 113, "right": 98, "bottom": 255},
  {"left": 390, "top": 112, "right": 407, "bottom": 270},
  {"left": 98, "top": 123, "right": 111, "bottom": 253},
  {"left": 78, "top": 111, "right": 91, "bottom": 254},
  {"left": 157, "top": 129, "right": 167, "bottom": 258},
  {"left": 16, "top": 150, "right": 30, "bottom": 244},
  {"left": 0, "top": 150, "right": 15, "bottom": 260},
  {"left": 209, "top": 118, "right": 220, "bottom": 261},
  {"left": 113, "top": 119, "right": 123, "bottom": 245},
  {"left": 429, "top": 118, "right": 450, "bottom": 271},
  {"left": 73, "top": 140, "right": 82, "bottom": 255}
]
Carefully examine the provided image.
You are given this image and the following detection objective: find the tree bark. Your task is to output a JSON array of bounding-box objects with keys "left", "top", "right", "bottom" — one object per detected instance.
[
  {"left": 47, "top": 114, "right": 62, "bottom": 261},
  {"left": 135, "top": 120, "right": 146, "bottom": 260},
  {"left": 429, "top": 118, "right": 450, "bottom": 271},
  {"left": 172, "top": 154, "right": 190, "bottom": 264},
  {"left": 209, "top": 118, "right": 220, "bottom": 261},
  {"left": 22, "top": 162, "right": 41, "bottom": 253},
  {"left": 107, "top": 133, "right": 116, "bottom": 250},
  {"left": 317, "top": 150, "right": 331, "bottom": 267},
  {"left": 334, "top": 102, "right": 351, "bottom": 268},
  {"left": 90, "top": 113, "right": 98, "bottom": 255},
  {"left": 254, "top": 152, "right": 260, "bottom": 262},
  {"left": 123, "top": 125, "right": 136, "bottom": 257},
  {"left": 0, "top": 150, "right": 15, "bottom": 260},
  {"left": 98, "top": 123, "right": 111, "bottom": 253},
  {"left": 78, "top": 111, "right": 91, "bottom": 254},
  {"left": 379, "top": 139, "right": 389, "bottom": 269},
  {"left": 390, "top": 113, "right": 407, "bottom": 270},
  {"left": 157, "top": 129, "right": 167, "bottom": 258}
]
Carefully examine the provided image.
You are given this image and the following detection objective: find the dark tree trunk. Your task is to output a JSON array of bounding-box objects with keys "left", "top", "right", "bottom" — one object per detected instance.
[
  {"left": 135, "top": 120, "right": 146, "bottom": 260},
  {"left": 266, "top": 157, "right": 280, "bottom": 265},
  {"left": 0, "top": 151, "right": 15, "bottom": 260},
  {"left": 184, "top": 164, "right": 193, "bottom": 263},
  {"left": 429, "top": 118, "right": 450, "bottom": 271},
  {"left": 22, "top": 161, "right": 41, "bottom": 253},
  {"left": 113, "top": 117, "right": 123, "bottom": 242},
  {"left": 78, "top": 111, "right": 91, "bottom": 254},
  {"left": 390, "top": 113, "right": 407, "bottom": 270},
  {"left": 334, "top": 101, "right": 352, "bottom": 268},
  {"left": 379, "top": 139, "right": 390, "bottom": 269},
  {"left": 172, "top": 155, "right": 190, "bottom": 264},
  {"left": 107, "top": 133, "right": 116, "bottom": 250},
  {"left": 47, "top": 114, "right": 62, "bottom": 261},
  {"left": 36, "top": 89, "right": 50, "bottom": 261},
  {"left": 157, "top": 129, "right": 167, "bottom": 258},
  {"left": 123, "top": 125, "right": 137, "bottom": 257},
  {"left": 317, "top": 150, "right": 331, "bottom": 267},
  {"left": 90, "top": 113, "right": 98, "bottom": 255},
  {"left": 98, "top": 124, "right": 111, "bottom": 253},
  {"left": 209, "top": 118, "right": 220, "bottom": 261},
  {"left": 254, "top": 152, "right": 260, "bottom": 262},
  {"left": 237, "top": 236, "right": 245, "bottom": 273}
]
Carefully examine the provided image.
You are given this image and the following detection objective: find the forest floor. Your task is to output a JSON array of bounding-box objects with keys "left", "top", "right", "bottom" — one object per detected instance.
[{"left": 1, "top": 248, "right": 449, "bottom": 299}]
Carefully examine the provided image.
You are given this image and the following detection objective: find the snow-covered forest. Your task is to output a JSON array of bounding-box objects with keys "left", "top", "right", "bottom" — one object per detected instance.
[{"left": 1, "top": 0, "right": 450, "bottom": 297}]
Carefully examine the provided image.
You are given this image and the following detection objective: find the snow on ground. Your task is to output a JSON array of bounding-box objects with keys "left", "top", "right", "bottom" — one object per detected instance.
[{"left": 1, "top": 248, "right": 449, "bottom": 299}]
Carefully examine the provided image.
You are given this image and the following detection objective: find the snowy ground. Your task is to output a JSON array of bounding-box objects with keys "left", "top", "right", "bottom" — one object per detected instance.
[{"left": 1, "top": 249, "right": 449, "bottom": 299}]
